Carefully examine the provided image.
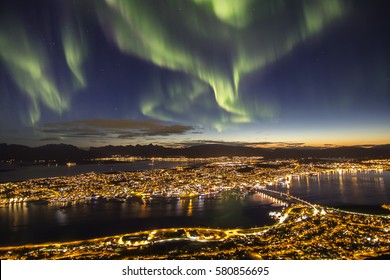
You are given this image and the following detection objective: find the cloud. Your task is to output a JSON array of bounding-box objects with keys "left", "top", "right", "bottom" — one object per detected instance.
[
  {"left": 180, "top": 140, "right": 305, "bottom": 148},
  {"left": 39, "top": 137, "right": 63, "bottom": 142},
  {"left": 39, "top": 118, "right": 194, "bottom": 140}
]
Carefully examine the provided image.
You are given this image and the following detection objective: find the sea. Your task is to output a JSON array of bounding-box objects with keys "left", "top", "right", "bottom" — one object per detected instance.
[{"left": 279, "top": 170, "right": 390, "bottom": 214}]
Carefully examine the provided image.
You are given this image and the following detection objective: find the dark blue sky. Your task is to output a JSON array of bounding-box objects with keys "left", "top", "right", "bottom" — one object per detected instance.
[{"left": 0, "top": 0, "right": 389, "bottom": 147}]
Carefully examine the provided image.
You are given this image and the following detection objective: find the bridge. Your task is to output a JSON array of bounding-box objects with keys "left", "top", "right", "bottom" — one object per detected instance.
[
  {"left": 254, "top": 191, "right": 288, "bottom": 207},
  {"left": 253, "top": 187, "right": 318, "bottom": 212}
]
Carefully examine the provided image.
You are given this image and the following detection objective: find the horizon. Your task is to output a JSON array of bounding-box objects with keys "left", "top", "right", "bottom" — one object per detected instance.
[{"left": 2, "top": 141, "right": 390, "bottom": 150}]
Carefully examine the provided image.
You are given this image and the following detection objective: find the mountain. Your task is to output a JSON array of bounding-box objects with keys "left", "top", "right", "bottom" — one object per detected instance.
[
  {"left": 266, "top": 146, "right": 390, "bottom": 159},
  {"left": 182, "top": 144, "right": 266, "bottom": 157},
  {"left": 0, "top": 143, "right": 90, "bottom": 162},
  {"left": 90, "top": 144, "right": 177, "bottom": 157},
  {"left": 1, "top": 143, "right": 390, "bottom": 161},
  {"left": 0, "top": 144, "right": 31, "bottom": 161}
]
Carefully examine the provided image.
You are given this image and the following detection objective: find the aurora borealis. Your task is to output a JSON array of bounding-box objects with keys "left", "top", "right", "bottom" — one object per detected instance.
[{"left": 0, "top": 0, "right": 389, "bottom": 147}]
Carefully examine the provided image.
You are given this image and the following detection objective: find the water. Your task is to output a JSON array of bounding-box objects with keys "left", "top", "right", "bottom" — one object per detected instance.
[
  {"left": 274, "top": 170, "right": 390, "bottom": 214},
  {"left": 0, "top": 193, "right": 279, "bottom": 246}
]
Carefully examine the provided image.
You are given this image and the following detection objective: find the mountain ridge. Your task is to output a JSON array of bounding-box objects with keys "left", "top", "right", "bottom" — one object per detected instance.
[{"left": 1, "top": 143, "right": 390, "bottom": 161}]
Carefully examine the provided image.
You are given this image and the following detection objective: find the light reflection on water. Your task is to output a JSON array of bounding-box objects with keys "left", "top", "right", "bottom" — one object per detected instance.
[
  {"left": 284, "top": 171, "right": 390, "bottom": 209},
  {"left": 0, "top": 192, "right": 280, "bottom": 246},
  {"left": 1, "top": 168, "right": 389, "bottom": 246}
]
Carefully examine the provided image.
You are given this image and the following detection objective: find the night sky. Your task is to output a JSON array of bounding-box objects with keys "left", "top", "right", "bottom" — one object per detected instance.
[{"left": 0, "top": 0, "right": 389, "bottom": 148}]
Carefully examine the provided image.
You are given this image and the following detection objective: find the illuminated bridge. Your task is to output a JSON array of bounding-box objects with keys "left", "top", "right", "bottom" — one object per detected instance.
[
  {"left": 254, "top": 191, "right": 288, "bottom": 207},
  {"left": 253, "top": 187, "right": 318, "bottom": 212}
]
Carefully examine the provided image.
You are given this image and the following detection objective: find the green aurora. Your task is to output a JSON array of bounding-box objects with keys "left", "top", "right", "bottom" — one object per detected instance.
[
  {"left": 0, "top": 0, "right": 345, "bottom": 128},
  {"left": 98, "top": 0, "right": 345, "bottom": 130}
]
